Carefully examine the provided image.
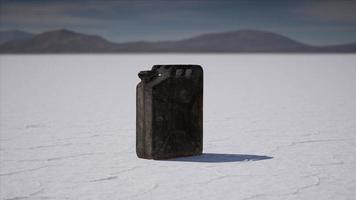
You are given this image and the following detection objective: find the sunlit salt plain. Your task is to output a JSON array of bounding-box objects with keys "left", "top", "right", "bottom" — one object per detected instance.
[{"left": 1, "top": 54, "right": 356, "bottom": 200}]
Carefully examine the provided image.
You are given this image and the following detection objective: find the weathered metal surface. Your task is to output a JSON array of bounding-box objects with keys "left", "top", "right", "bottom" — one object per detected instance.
[{"left": 136, "top": 65, "right": 203, "bottom": 159}]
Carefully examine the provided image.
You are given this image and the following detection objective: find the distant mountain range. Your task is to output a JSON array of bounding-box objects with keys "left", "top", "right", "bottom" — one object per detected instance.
[
  {"left": 0, "top": 29, "right": 355, "bottom": 53},
  {"left": 0, "top": 30, "right": 33, "bottom": 44}
]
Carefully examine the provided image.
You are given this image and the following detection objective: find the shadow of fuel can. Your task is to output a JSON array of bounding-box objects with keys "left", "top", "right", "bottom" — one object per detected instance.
[{"left": 136, "top": 65, "right": 203, "bottom": 160}]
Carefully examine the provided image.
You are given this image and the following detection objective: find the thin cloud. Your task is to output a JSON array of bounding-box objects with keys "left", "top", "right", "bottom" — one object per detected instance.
[
  {"left": 294, "top": 1, "right": 356, "bottom": 22},
  {"left": 0, "top": 2, "right": 117, "bottom": 26},
  {"left": 0, "top": 1, "right": 211, "bottom": 29}
]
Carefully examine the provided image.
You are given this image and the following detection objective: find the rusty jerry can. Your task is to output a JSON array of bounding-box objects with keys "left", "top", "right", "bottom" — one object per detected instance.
[{"left": 136, "top": 65, "right": 203, "bottom": 159}]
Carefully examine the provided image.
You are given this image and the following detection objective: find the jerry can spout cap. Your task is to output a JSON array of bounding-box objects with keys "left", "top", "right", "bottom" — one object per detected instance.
[{"left": 138, "top": 70, "right": 158, "bottom": 82}]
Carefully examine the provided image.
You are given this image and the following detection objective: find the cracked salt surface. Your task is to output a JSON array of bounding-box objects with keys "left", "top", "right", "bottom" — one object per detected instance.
[{"left": 1, "top": 55, "right": 356, "bottom": 199}]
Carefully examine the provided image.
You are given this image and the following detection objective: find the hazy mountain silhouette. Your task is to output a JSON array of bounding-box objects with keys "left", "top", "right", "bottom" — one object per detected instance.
[
  {"left": 0, "top": 30, "right": 33, "bottom": 44},
  {"left": 150, "top": 30, "right": 308, "bottom": 52},
  {"left": 0, "top": 29, "right": 355, "bottom": 53},
  {"left": 0, "top": 29, "right": 118, "bottom": 53}
]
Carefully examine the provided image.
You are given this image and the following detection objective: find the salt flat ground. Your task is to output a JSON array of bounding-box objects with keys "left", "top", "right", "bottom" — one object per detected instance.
[{"left": 0, "top": 54, "right": 356, "bottom": 200}]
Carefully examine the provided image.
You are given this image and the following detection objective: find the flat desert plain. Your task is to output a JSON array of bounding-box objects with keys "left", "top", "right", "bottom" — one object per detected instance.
[{"left": 1, "top": 54, "right": 356, "bottom": 200}]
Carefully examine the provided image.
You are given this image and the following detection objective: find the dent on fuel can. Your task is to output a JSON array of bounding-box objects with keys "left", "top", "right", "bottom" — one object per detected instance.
[{"left": 136, "top": 65, "right": 203, "bottom": 160}]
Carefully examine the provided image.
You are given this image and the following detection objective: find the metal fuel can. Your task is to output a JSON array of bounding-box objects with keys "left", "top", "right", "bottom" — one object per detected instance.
[{"left": 136, "top": 65, "right": 203, "bottom": 159}]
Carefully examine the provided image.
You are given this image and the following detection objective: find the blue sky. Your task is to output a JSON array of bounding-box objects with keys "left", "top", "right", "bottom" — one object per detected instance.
[{"left": 0, "top": 0, "right": 356, "bottom": 45}]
